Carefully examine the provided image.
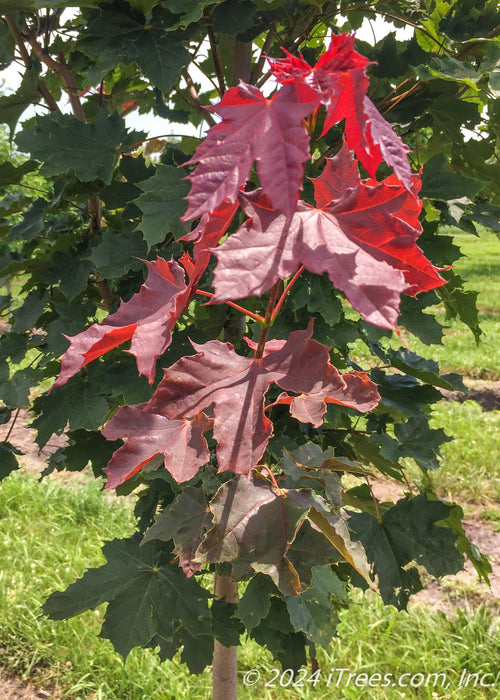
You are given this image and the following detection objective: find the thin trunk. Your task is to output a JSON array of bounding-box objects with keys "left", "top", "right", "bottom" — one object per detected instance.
[
  {"left": 212, "top": 573, "right": 239, "bottom": 700},
  {"left": 212, "top": 34, "right": 252, "bottom": 700}
]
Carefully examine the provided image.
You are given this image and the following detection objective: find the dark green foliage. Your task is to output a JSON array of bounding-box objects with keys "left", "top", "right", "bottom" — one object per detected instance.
[{"left": 349, "top": 496, "right": 464, "bottom": 609}]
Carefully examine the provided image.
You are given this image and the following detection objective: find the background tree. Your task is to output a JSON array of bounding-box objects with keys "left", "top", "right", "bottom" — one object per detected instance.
[{"left": 0, "top": 1, "right": 499, "bottom": 697}]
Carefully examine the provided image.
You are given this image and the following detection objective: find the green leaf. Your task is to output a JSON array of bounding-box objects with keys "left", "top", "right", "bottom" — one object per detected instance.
[
  {"left": 371, "top": 369, "right": 443, "bottom": 417},
  {"left": 162, "top": 0, "right": 216, "bottom": 29},
  {"left": 398, "top": 293, "right": 444, "bottom": 345},
  {"left": 149, "top": 626, "right": 213, "bottom": 673},
  {"left": 286, "top": 565, "right": 347, "bottom": 647},
  {"left": 437, "top": 271, "right": 482, "bottom": 342},
  {"left": 100, "top": 180, "right": 142, "bottom": 210},
  {"left": 11, "top": 290, "right": 49, "bottom": 332},
  {"left": 394, "top": 416, "right": 452, "bottom": 470},
  {"left": 438, "top": 501, "right": 492, "bottom": 583},
  {"left": 350, "top": 433, "right": 402, "bottom": 480},
  {"left": 0, "top": 441, "right": 23, "bottom": 481},
  {"left": 45, "top": 429, "right": 120, "bottom": 478},
  {"left": 237, "top": 574, "right": 277, "bottom": 630},
  {"left": 32, "top": 0, "right": 101, "bottom": 6},
  {"left": 0, "top": 61, "right": 40, "bottom": 135},
  {"left": 420, "top": 155, "right": 485, "bottom": 201},
  {"left": 79, "top": 7, "right": 191, "bottom": 91},
  {"left": 0, "top": 406, "right": 12, "bottom": 425},
  {"left": 43, "top": 535, "right": 212, "bottom": 658},
  {"left": 142, "top": 486, "right": 213, "bottom": 577},
  {"left": 32, "top": 380, "right": 110, "bottom": 447},
  {"left": 9, "top": 198, "right": 46, "bottom": 242},
  {"left": 87, "top": 230, "right": 147, "bottom": 278},
  {"left": 0, "top": 160, "right": 37, "bottom": 187},
  {"left": 250, "top": 597, "right": 307, "bottom": 672},
  {"left": 349, "top": 510, "right": 423, "bottom": 609},
  {"left": 287, "top": 521, "right": 343, "bottom": 586},
  {"left": 135, "top": 165, "right": 189, "bottom": 246},
  {"left": 349, "top": 495, "right": 463, "bottom": 609},
  {"left": 387, "top": 348, "right": 466, "bottom": 391},
  {"left": 57, "top": 256, "right": 94, "bottom": 301},
  {"left": 0, "top": 368, "right": 42, "bottom": 408},
  {"left": 415, "top": 56, "right": 480, "bottom": 89},
  {"left": 211, "top": 599, "right": 243, "bottom": 647},
  {"left": 0, "top": 0, "right": 35, "bottom": 10},
  {"left": 0, "top": 20, "right": 16, "bottom": 70},
  {"left": 291, "top": 274, "right": 343, "bottom": 326},
  {"left": 16, "top": 111, "right": 128, "bottom": 184}
]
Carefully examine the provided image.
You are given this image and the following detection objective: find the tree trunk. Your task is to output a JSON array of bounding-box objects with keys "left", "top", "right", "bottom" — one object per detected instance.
[{"left": 212, "top": 573, "right": 239, "bottom": 700}]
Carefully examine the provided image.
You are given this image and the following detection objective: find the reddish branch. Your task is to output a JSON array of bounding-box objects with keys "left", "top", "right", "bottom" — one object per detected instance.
[{"left": 195, "top": 289, "right": 264, "bottom": 324}]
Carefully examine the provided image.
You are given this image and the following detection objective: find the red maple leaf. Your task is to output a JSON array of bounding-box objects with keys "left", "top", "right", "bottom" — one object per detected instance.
[
  {"left": 53, "top": 257, "right": 190, "bottom": 387},
  {"left": 273, "top": 370, "right": 380, "bottom": 427},
  {"left": 315, "top": 146, "right": 445, "bottom": 294},
  {"left": 149, "top": 322, "right": 379, "bottom": 475},
  {"left": 211, "top": 146, "right": 444, "bottom": 328},
  {"left": 102, "top": 403, "right": 211, "bottom": 487},
  {"left": 211, "top": 188, "right": 407, "bottom": 329},
  {"left": 269, "top": 34, "right": 412, "bottom": 187},
  {"left": 182, "top": 82, "right": 319, "bottom": 220}
]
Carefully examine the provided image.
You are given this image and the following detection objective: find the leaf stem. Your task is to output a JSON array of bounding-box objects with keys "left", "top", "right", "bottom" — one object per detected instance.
[
  {"left": 4, "top": 408, "right": 21, "bottom": 444},
  {"left": 254, "top": 280, "right": 283, "bottom": 359},
  {"left": 399, "top": 465, "right": 415, "bottom": 496},
  {"left": 195, "top": 289, "right": 265, "bottom": 324},
  {"left": 365, "top": 477, "right": 382, "bottom": 522},
  {"left": 271, "top": 265, "right": 305, "bottom": 322}
]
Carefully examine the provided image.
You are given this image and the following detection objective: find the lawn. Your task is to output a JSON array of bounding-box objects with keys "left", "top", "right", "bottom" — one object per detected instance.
[
  {"left": 0, "top": 228, "right": 499, "bottom": 698},
  {"left": 0, "top": 472, "right": 499, "bottom": 700}
]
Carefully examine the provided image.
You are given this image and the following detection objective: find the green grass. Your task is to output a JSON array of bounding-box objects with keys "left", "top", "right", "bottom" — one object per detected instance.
[
  {"left": 423, "top": 400, "right": 500, "bottom": 504},
  {"left": 351, "top": 229, "right": 500, "bottom": 377},
  {"left": 0, "top": 471, "right": 499, "bottom": 699}
]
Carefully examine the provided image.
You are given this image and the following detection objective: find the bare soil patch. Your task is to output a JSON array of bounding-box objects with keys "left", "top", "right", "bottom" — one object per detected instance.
[
  {"left": 0, "top": 670, "right": 56, "bottom": 700},
  {"left": 442, "top": 379, "right": 500, "bottom": 411}
]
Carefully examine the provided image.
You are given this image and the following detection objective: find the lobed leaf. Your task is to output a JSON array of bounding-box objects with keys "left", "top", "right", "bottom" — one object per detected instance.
[
  {"left": 54, "top": 257, "right": 190, "bottom": 386},
  {"left": 183, "top": 82, "right": 319, "bottom": 220},
  {"left": 102, "top": 403, "right": 211, "bottom": 488},
  {"left": 151, "top": 322, "right": 379, "bottom": 475}
]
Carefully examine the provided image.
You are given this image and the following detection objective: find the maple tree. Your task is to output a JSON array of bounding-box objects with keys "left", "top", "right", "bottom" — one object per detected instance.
[{"left": 0, "top": 1, "right": 499, "bottom": 697}]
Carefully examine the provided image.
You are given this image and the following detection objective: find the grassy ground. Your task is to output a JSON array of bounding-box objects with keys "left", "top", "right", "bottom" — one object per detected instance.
[
  {"left": 1, "top": 228, "right": 499, "bottom": 698},
  {"left": 0, "top": 472, "right": 499, "bottom": 699},
  {"left": 350, "top": 229, "right": 500, "bottom": 377}
]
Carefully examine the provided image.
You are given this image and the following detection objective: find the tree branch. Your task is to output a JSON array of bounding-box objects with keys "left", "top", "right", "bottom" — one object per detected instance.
[
  {"left": 250, "top": 25, "right": 277, "bottom": 84},
  {"left": 180, "top": 69, "right": 216, "bottom": 127},
  {"left": 231, "top": 40, "right": 252, "bottom": 86},
  {"left": 5, "top": 14, "right": 60, "bottom": 113},
  {"left": 204, "top": 8, "right": 226, "bottom": 96}
]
